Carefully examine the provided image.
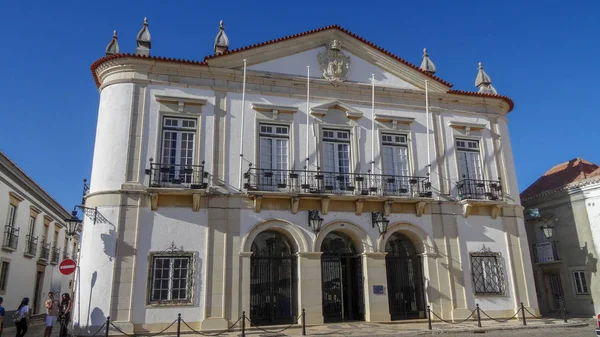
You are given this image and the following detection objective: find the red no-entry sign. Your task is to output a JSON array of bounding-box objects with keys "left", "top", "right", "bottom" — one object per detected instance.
[{"left": 59, "top": 259, "right": 77, "bottom": 275}]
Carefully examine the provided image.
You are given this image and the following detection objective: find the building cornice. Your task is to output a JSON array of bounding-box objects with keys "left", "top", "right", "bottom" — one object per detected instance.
[
  {"left": 521, "top": 177, "right": 600, "bottom": 203},
  {"left": 0, "top": 151, "right": 70, "bottom": 221},
  {"left": 93, "top": 57, "right": 511, "bottom": 115}
]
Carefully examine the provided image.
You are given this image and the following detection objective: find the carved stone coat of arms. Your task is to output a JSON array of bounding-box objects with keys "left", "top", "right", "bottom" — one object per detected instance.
[{"left": 318, "top": 40, "right": 351, "bottom": 86}]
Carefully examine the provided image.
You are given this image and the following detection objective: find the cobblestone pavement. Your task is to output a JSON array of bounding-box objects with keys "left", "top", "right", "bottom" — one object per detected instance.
[{"left": 4, "top": 317, "right": 593, "bottom": 336}]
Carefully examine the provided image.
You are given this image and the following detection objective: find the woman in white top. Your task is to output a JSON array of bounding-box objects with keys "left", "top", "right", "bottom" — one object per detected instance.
[{"left": 15, "top": 297, "right": 29, "bottom": 337}]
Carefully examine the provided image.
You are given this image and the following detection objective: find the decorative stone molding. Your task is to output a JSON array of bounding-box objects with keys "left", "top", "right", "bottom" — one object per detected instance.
[
  {"left": 155, "top": 95, "right": 208, "bottom": 112},
  {"left": 192, "top": 193, "right": 206, "bottom": 212},
  {"left": 383, "top": 200, "right": 393, "bottom": 216},
  {"left": 374, "top": 114, "right": 415, "bottom": 130},
  {"left": 253, "top": 196, "right": 263, "bottom": 213},
  {"left": 355, "top": 199, "right": 364, "bottom": 215},
  {"left": 290, "top": 197, "right": 300, "bottom": 214},
  {"left": 448, "top": 121, "right": 487, "bottom": 136},
  {"left": 310, "top": 101, "right": 362, "bottom": 120},
  {"left": 252, "top": 103, "right": 297, "bottom": 120},
  {"left": 150, "top": 194, "right": 159, "bottom": 211},
  {"left": 317, "top": 39, "right": 351, "bottom": 86},
  {"left": 8, "top": 192, "right": 24, "bottom": 205},
  {"left": 415, "top": 201, "right": 427, "bottom": 217},
  {"left": 491, "top": 204, "right": 502, "bottom": 219},
  {"left": 321, "top": 197, "right": 331, "bottom": 214}
]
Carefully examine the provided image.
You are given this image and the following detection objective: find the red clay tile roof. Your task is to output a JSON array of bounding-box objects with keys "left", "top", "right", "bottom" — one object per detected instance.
[
  {"left": 88, "top": 24, "right": 515, "bottom": 112},
  {"left": 520, "top": 158, "right": 600, "bottom": 200},
  {"left": 204, "top": 24, "right": 453, "bottom": 88},
  {"left": 90, "top": 53, "right": 208, "bottom": 87}
]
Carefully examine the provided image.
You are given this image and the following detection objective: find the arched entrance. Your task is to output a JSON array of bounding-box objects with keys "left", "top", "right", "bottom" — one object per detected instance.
[
  {"left": 321, "top": 231, "right": 364, "bottom": 322},
  {"left": 385, "top": 233, "right": 425, "bottom": 320},
  {"left": 250, "top": 231, "right": 297, "bottom": 326}
]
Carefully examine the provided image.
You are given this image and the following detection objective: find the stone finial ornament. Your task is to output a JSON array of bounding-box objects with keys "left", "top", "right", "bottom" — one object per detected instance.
[
  {"left": 136, "top": 17, "right": 151, "bottom": 56},
  {"left": 475, "top": 62, "right": 498, "bottom": 95},
  {"left": 105, "top": 30, "right": 120, "bottom": 55},
  {"left": 214, "top": 20, "right": 230, "bottom": 55},
  {"left": 419, "top": 48, "right": 436, "bottom": 75}
]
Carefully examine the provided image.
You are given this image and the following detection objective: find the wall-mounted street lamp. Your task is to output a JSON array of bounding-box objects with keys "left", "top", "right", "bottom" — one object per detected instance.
[
  {"left": 64, "top": 209, "right": 83, "bottom": 238},
  {"left": 372, "top": 211, "right": 390, "bottom": 236},
  {"left": 541, "top": 221, "right": 555, "bottom": 240},
  {"left": 308, "top": 210, "right": 324, "bottom": 234}
]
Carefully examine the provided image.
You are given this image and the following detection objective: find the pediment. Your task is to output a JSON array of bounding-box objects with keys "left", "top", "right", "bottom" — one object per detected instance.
[
  {"left": 205, "top": 26, "right": 450, "bottom": 92},
  {"left": 310, "top": 101, "right": 362, "bottom": 120}
]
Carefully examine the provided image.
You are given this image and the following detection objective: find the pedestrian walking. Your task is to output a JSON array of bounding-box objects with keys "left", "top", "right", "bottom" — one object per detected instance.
[
  {"left": 44, "top": 293, "right": 60, "bottom": 337},
  {"left": 59, "top": 294, "right": 71, "bottom": 337},
  {"left": 14, "top": 297, "right": 29, "bottom": 337}
]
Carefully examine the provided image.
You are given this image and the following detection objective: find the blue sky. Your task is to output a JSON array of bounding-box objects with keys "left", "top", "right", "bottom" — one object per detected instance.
[{"left": 1, "top": 0, "right": 598, "bottom": 211}]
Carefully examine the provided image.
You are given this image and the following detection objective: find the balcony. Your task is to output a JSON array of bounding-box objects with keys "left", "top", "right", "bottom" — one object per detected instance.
[
  {"left": 24, "top": 235, "right": 38, "bottom": 257},
  {"left": 2, "top": 226, "right": 19, "bottom": 251},
  {"left": 533, "top": 241, "right": 560, "bottom": 264},
  {"left": 146, "top": 162, "right": 209, "bottom": 189},
  {"left": 457, "top": 177, "right": 503, "bottom": 201},
  {"left": 63, "top": 251, "right": 70, "bottom": 260},
  {"left": 244, "top": 167, "right": 432, "bottom": 197},
  {"left": 39, "top": 242, "right": 50, "bottom": 262},
  {"left": 51, "top": 247, "right": 60, "bottom": 264}
]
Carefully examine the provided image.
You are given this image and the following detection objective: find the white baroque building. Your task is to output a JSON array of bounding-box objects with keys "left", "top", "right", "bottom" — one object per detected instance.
[
  {"left": 78, "top": 20, "right": 539, "bottom": 333},
  {"left": 0, "top": 151, "right": 78, "bottom": 324}
]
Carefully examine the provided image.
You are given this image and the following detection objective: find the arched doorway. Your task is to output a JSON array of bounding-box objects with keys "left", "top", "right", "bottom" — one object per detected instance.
[
  {"left": 321, "top": 231, "right": 364, "bottom": 322},
  {"left": 250, "top": 231, "right": 297, "bottom": 326},
  {"left": 385, "top": 233, "right": 425, "bottom": 320}
]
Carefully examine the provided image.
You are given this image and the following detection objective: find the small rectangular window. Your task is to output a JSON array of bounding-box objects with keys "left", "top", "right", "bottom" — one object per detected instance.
[
  {"left": 470, "top": 252, "right": 505, "bottom": 295},
  {"left": 0, "top": 262, "right": 9, "bottom": 291},
  {"left": 572, "top": 271, "right": 589, "bottom": 294},
  {"left": 323, "top": 129, "right": 350, "bottom": 142},
  {"left": 149, "top": 253, "right": 193, "bottom": 304},
  {"left": 6, "top": 205, "right": 16, "bottom": 228}
]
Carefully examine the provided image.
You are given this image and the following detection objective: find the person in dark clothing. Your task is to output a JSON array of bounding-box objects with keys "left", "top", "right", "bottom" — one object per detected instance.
[
  {"left": 59, "top": 293, "right": 72, "bottom": 337},
  {"left": 0, "top": 296, "right": 5, "bottom": 336},
  {"left": 15, "top": 297, "right": 29, "bottom": 337}
]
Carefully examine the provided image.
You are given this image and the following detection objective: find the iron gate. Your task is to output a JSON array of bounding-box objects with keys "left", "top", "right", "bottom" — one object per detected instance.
[
  {"left": 250, "top": 235, "right": 296, "bottom": 326},
  {"left": 321, "top": 255, "right": 364, "bottom": 322},
  {"left": 386, "top": 255, "right": 425, "bottom": 320}
]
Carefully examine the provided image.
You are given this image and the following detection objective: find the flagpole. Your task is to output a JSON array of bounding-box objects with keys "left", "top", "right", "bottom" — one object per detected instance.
[
  {"left": 306, "top": 66, "right": 310, "bottom": 170},
  {"left": 425, "top": 80, "right": 431, "bottom": 178},
  {"left": 371, "top": 74, "right": 375, "bottom": 174},
  {"left": 238, "top": 59, "right": 247, "bottom": 190}
]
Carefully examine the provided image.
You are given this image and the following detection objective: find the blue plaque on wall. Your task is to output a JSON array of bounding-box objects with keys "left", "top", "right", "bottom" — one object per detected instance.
[{"left": 373, "top": 285, "right": 384, "bottom": 295}]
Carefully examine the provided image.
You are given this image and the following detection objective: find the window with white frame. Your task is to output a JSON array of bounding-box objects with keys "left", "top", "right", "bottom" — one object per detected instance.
[
  {"left": 322, "top": 129, "right": 351, "bottom": 174},
  {"left": 259, "top": 124, "right": 289, "bottom": 189},
  {"left": 6, "top": 204, "right": 16, "bottom": 228},
  {"left": 149, "top": 253, "right": 193, "bottom": 304},
  {"left": 456, "top": 139, "right": 483, "bottom": 180},
  {"left": 470, "top": 252, "right": 505, "bottom": 295},
  {"left": 382, "top": 134, "right": 410, "bottom": 176},
  {"left": 160, "top": 117, "right": 197, "bottom": 182},
  {"left": 572, "top": 270, "right": 589, "bottom": 294}
]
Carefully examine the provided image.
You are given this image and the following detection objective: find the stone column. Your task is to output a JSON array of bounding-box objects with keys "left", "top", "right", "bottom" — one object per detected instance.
[
  {"left": 297, "top": 252, "right": 324, "bottom": 325},
  {"left": 362, "top": 252, "right": 390, "bottom": 322}
]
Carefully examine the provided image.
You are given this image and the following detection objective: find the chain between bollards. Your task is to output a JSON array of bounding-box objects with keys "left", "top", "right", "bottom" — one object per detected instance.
[
  {"left": 476, "top": 304, "right": 482, "bottom": 328},
  {"left": 177, "top": 313, "right": 181, "bottom": 336},
  {"left": 302, "top": 308, "right": 306, "bottom": 336},
  {"left": 105, "top": 316, "right": 110, "bottom": 337},
  {"left": 520, "top": 302, "right": 526, "bottom": 326},
  {"left": 241, "top": 311, "right": 246, "bottom": 337},
  {"left": 427, "top": 305, "right": 432, "bottom": 330}
]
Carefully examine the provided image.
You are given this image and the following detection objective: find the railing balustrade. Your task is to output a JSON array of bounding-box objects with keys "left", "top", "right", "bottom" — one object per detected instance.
[
  {"left": 457, "top": 177, "right": 503, "bottom": 201},
  {"left": 51, "top": 247, "right": 60, "bottom": 264},
  {"left": 146, "top": 161, "right": 209, "bottom": 189},
  {"left": 40, "top": 242, "right": 51, "bottom": 261},
  {"left": 24, "top": 235, "right": 38, "bottom": 256},
  {"left": 243, "top": 167, "right": 432, "bottom": 198},
  {"left": 2, "top": 226, "right": 19, "bottom": 250}
]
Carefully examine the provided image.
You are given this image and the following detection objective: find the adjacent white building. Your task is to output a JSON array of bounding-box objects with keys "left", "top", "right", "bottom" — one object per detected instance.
[
  {"left": 77, "top": 19, "right": 538, "bottom": 334},
  {"left": 0, "top": 151, "right": 78, "bottom": 324}
]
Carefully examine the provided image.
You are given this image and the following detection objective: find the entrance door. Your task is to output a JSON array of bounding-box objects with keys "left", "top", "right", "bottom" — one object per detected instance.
[
  {"left": 546, "top": 274, "right": 564, "bottom": 312},
  {"left": 321, "top": 232, "right": 364, "bottom": 323},
  {"left": 385, "top": 233, "right": 425, "bottom": 320},
  {"left": 250, "top": 231, "right": 296, "bottom": 326},
  {"left": 33, "top": 270, "right": 44, "bottom": 314}
]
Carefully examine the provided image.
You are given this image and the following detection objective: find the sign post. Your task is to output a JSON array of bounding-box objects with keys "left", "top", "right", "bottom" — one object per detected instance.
[{"left": 59, "top": 259, "right": 77, "bottom": 276}]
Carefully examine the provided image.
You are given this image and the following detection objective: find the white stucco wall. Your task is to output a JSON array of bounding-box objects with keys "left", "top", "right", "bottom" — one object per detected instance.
[
  {"left": 89, "top": 83, "right": 134, "bottom": 193},
  {"left": 248, "top": 48, "right": 419, "bottom": 89},
  {"left": 457, "top": 215, "right": 516, "bottom": 310},
  {"left": 131, "top": 207, "right": 208, "bottom": 324}
]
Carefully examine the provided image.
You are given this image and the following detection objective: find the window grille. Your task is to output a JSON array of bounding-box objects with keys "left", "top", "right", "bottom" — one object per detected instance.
[
  {"left": 572, "top": 271, "right": 589, "bottom": 294},
  {"left": 148, "top": 243, "right": 194, "bottom": 305},
  {"left": 470, "top": 248, "right": 505, "bottom": 295}
]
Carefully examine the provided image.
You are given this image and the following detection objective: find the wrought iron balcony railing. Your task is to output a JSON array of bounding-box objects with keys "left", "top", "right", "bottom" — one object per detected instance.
[
  {"left": 2, "top": 226, "right": 19, "bottom": 250},
  {"left": 532, "top": 241, "right": 560, "bottom": 263},
  {"left": 39, "top": 242, "right": 50, "bottom": 261},
  {"left": 24, "top": 235, "right": 38, "bottom": 257},
  {"left": 63, "top": 251, "right": 70, "bottom": 260},
  {"left": 243, "top": 167, "right": 432, "bottom": 198},
  {"left": 51, "top": 247, "right": 60, "bottom": 264},
  {"left": 146, "top": 161, "right": 209, "bottom": 189},
  {"left": 457, "top": 177, "right": 503, "bottom": 201}
]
